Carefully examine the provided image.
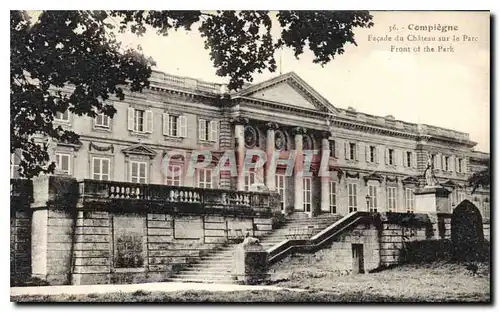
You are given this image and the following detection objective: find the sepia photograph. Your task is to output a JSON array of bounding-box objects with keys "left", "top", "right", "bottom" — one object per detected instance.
[{"left": 9, "top": 9, "right": 491, "bottom": 303}]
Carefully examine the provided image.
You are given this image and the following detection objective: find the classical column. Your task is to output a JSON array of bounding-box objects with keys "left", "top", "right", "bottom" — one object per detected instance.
[
  {"left": 320, "top": 132, "right": 331, "bottom": 214},
  {"left": 293, "top": 127, "right": 305, "bottom": 214},
  {"left": 265, "top": 122, "right": 279, "bottom": 191},
  {"left": 233, "top": 117, "right": 248, "bottom": 191}
]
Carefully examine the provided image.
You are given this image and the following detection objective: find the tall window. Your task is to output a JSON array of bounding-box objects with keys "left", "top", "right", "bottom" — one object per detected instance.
[
  {"left": 387, "top": 187, "right": 397, "bottom": 212},
  {"left": 10, "top": 154, "right": 21, "bottom": 179},
  {"left": 368, "top": 185, "right": 378, "bottom": 212},
  {"left": 55, "top": 153, "right": 71, "bottom": 175},
  {"left": 134, "top": 109, "right": 145, "bottom": 132},
  {"left": 405, "top": 188, "right": 415, "bottom": 213},
  {"left": 388, "top": 149, "right": 395, "bottom": 165},
  {"left": 406, "top": 151, "right": 412, "bottom": 167},
  {"left": 444, "top": 156, "right": 450, "bottom": 171},
  {"left": 92, "top": 157, "right": 110, "bottom": 180},
  {"left": 128, "top": 107, "right": 153, "bottom": 133},
  {"left": 457, "top": 158, "right": 463, "bottom": 173},
  {"left": 348, "top": 183, "right": 358, "bottom": 213},
  {"left": 275, "top": 174, "right": 286, "bottom": 211},
  {"left": 303, "top": 177, "right": 312, "bottom": 211},
  {"left": 163, "top": 114, "right": 187, "bottom": 138},
  {"left": 165, "top": 165, "right": 182, "bottom": 186},
  {"left": 55, "top": 111, "right": 70, "bottom": 122},
  {"left": 329, "top": 181, "right": 337, "bottom": 213},
  {"left": 244, "top": 171, "right": 256, "bottom": 191},
  {"left": 95, "top": 112, "right": 110, "bottom": 128},
  {"left": 198, "top": 119, "right": 218, "bottom": 142},
  {"left": 197, "top": 168, "right": 213, "bottom": 188},
  {"left": 349, "top": 143, "right": 356, "bottom": 160},
  {"left": 130, "top": 161, "right": 147, "bottom": 184},
  {"left": 329, "top": 140, "right": 336, "bottom": 158},
  {"left": 369, "top": 146, "right": 376, "bottom": 163}
]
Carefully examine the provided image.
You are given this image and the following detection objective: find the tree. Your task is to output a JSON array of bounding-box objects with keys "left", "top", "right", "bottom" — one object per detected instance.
[
  {"left": 11, "top": 10, "right": 374, "bottom": 178},
  {"left": 468, "top": 160, "right": 490, "bottom": 194}
]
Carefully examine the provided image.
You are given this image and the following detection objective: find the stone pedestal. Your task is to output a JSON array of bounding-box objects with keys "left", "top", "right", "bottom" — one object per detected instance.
[
  {"left": 414, "top": 186, "right": 451, "bottom": 214},
  {"left": 232, "top": 240, "right": 269, "bottom": 285}
]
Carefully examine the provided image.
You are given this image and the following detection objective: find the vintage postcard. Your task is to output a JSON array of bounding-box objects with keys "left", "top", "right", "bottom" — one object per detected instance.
[{"left": 10, "top": 10, "right": 490, "bottom": 303}]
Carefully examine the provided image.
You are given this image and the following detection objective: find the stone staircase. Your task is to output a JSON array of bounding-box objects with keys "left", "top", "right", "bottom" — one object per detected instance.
[
  {"left": 167, "top": 212, "right": 342, "bottom": 284},
  {"left": 259, "top": 213, "right": 342, "bottom": 250}
]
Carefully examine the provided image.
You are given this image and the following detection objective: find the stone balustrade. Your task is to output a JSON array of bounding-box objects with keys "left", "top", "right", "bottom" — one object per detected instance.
[{"left": 78, "top": 179, "right": 280, "bottom": 215}]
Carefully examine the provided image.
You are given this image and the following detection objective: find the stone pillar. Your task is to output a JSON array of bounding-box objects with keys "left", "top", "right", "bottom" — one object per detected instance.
[
  {"left": 30, "top": 175, "right": 77, "bottom": 285},
  {"left": 232, "top": 240, "right": 269, "bottom": 285},
  {"left": 320, "top": 136, "right": 331, "bottom": 214},
  {"left": 233, "top": 117, "right": 247, "bottom": 191},
  {"left": 265, "top": 122, "right": 278, "bottom": 191},
  {"left": 293, "top": 127, "right": 305, "bottom": 214},
  {"left": 414, "top": 186, "right": 451, "bottom": 214}
]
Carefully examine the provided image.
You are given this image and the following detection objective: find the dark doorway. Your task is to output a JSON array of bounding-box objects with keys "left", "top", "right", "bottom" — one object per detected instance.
[
  {"left": 451, "top": 200, "right": 485, "bottom": 261},
  {"left": 352, "top": 244, "right": 365, "bottom": 274}
]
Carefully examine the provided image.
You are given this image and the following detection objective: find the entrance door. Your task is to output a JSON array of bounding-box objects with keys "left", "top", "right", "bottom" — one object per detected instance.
[
  {"left": 275, "top": 174, "right": 286, "bottom": 213},
  {"left": 352, "top": 244, "right": 365, "bottom": 274},
  {"left": 303, "top": 177, "right": 312, "bottom": 213}
]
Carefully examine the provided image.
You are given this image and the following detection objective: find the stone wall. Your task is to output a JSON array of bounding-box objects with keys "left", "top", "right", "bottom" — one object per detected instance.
[
  {"left": 25, "top": 203, "right": 276, "bottom": 285},
  {"left": 70, "top": 212, "right": 276, "bottom": 285},
  {"left": 10, "top": 209, "right": 31, "bottom": 283},
  {"left": 329, "top": 223, "right": 381, "bottom": 272},
  {"left": 45, "top": 209, "right": 74, "bottom": 285},
  {"left": 271, "top": 212, "right": 459, "bottom": 275}
]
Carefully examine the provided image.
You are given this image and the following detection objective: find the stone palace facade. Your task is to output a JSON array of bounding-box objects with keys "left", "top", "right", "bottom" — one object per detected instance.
[{"left": 11, "top": 70, "right": 490, "bottom": 219}]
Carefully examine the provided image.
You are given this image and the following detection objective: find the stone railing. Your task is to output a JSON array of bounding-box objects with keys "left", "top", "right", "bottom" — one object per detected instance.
[
  {"left": 78, "top": 179, "right": 280, "bottom": 215},
  {"left": 149, "top": 71, "right": 223, "bottom": 94},
  {"left": 424, "top": 125, "right": 470, "bottom": 141},
  {"left": 10, "top": 179, "right": 33, "bottom": 203},
  {"left": 267, "top": 211, "right": 372, "bottom": 265}
]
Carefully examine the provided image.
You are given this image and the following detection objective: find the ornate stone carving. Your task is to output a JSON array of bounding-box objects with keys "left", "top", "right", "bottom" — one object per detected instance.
[
  {"left": 302, "top": 135, "right": 313, "bottom": 150},
  {"left": 291, "top": 127, "right": 307, "bottom": 136},
  {"left": 244, "top": 125, "right": 258, "bottom": 148},
  {"left": 274, "top": 130, "right": 286, "bottom": 151},
  {"left": 89, "top": 142, "right": 114, "bottom": 153},
  {"left": 230, "top": 116, "right": 249, "bottom": 125},
  {"left": 265, "top": 122, "right": 279, "bottom": 130},
  {"left": 318, "top": 130, "right": 331, "bottom": 139},
  {"left": 386, "top": 176, "right": 398, "bottom": 183},
  {"left": 346, "top": 171, "right": 360, "bottom": 179}
]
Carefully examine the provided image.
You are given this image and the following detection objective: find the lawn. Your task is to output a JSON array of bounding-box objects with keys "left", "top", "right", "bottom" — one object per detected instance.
[
  {"left": 269, "top": 258, "right": 491, "bottom": 303},
  {"left": 11, "top": 261, "right": 490, "bottom": 303}
]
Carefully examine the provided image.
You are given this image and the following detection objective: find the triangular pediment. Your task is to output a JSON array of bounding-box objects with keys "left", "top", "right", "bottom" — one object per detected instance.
[
  {"left": 364, "top": 171, "right": 384, "bottom": 183},
  {"left": 441, "top": 179, "right": 458, "bottom": 188},
  {"left": 122, "top": 144, "right": 157, "bottom": 158},
  {"left": 236, "top": 72, "right": 338, "bottom": 113},
  {"left": 402, "top": 176, "right": 419, "bottom": 185}
]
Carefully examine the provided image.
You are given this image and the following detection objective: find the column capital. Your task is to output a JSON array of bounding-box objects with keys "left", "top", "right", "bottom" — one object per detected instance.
[
  {"left": 292, "top": 127, "right": 307, "bottom": 136},
  {"left": 230, "top": 116, "right": 249, "bottom": 126},
  {"left": 318, "top": 130, "right": 331, "bottom": 140},
  {"left": 265, "top": 122, "right": 280, "bottom": 131}
]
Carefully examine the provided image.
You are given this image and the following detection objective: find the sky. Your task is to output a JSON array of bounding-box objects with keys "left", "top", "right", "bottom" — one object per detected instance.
[{"left": 116, "top": 11, "right": 490, "bottom": 152}]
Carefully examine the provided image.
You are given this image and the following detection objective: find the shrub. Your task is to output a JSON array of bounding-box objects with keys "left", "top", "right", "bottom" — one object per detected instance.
[{"left": 399, "top": 239, "right": 452, "bottom": 263}]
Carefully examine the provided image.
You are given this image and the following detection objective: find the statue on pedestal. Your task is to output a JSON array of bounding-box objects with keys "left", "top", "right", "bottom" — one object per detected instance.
[{"left": 424, "top": 153, "right": 439, "bottom": 187}]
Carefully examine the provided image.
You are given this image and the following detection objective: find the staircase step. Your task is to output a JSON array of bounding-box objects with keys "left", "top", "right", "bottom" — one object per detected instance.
[
  {"left": 174, "top": 274, "right": 233, "bottom": 281},
  {"left": 169, "top": 213, "right": 345, "bottom": 284}
]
